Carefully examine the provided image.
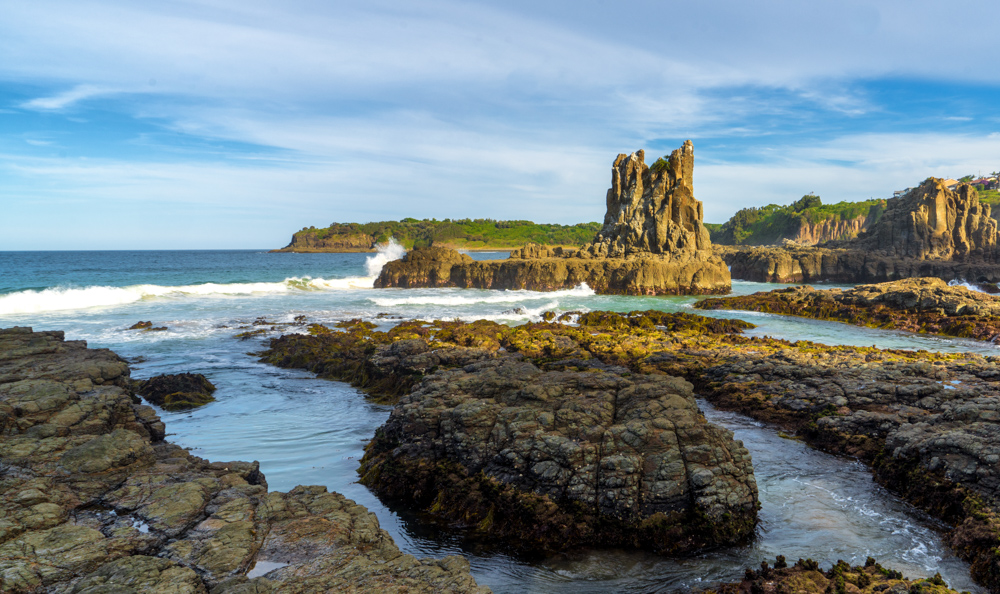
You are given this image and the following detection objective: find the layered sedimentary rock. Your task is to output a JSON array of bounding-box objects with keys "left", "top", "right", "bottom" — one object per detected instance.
[
  {"left": 790, "top": 213, "right": 870, "bottom": 245},
  {"left": 722, "top": 179, "right": 1000, "bottom": 283},
  {"left": 585, "top": 142, "right": 711, "bottom": 258},
  {"left": 695, "top": 277, "right": 1000, "bottom": 341},
  {"left": 376, "top": 142, "right": 731, "bottom": 295},
  {"left": 265, "top": 314, "right": 759, "bottom": 554},
  {"left": 0, "top": 327, "right": 489, "bottom": 593}
]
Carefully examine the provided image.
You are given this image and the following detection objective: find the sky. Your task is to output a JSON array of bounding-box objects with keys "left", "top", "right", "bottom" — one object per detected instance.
[{"left": 2, "top": 0, "right": 1000, "bottom": 250}]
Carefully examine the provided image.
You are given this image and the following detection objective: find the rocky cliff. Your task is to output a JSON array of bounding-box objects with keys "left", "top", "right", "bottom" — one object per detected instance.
[
  {"left": 586, "top": 141, "right": 712, "bottom": 259},
  {"left": 376, "top": 142, "right": 731, "bottom": 295},
  {"left": 722, "top": 179, "right": 1000, "bottom": 283},
  {"left": 0, "top": 327, "right": 489, "bottom": 593},
  {"left": 790, "top": 213, "right": 870, "bottom": 245},
  {"left": 849, "top": 178, "right": 999, "bottom": 260}
]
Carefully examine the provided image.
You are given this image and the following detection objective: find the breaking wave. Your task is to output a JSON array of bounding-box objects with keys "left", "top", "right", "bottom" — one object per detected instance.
[
  {"left": 369, "top": 283, "right": 595, "bottom": 307},
  {"left": 365, "top": 238, "right": 406, "bottom": 277},
  {"left": 0, "top": 276, "right": 376, "bottom": 315}
]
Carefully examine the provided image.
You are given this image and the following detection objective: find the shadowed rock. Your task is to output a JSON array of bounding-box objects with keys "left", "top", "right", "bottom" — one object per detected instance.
[
  {"left": 0, "top": 327, "right": 490, "bottom": 593},
  {"left": 135, "top": 373, "right": 217, "bottom": 411}
]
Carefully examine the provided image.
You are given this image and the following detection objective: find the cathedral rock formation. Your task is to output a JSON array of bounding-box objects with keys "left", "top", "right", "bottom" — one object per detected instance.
[
  {"left": 376, "top": 142, "right": 731, "bottom": 295},
  {"left": 722, "top": 178, "right": 1000, "bottom": 284}
]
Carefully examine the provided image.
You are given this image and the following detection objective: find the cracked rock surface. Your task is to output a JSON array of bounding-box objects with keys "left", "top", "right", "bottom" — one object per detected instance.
[{"left": 0, "top": 326, "right": 489, "bottom": 593}]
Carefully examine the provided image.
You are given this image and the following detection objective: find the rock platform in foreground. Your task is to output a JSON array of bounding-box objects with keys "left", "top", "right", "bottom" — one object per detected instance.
[
  {"left": 710, "top": 556, "right": 961, "bottom": 594},
  {"left": 265, "top": 311, "right": 1000, "bottom": 590},
  {"left": 695, "top": 277, "right": 1000, "bottom": 341},
  {"left": 0, "top": 327, "right": 489, "bottom": 593},
  {"left": 268, "top": 313, "right": 762, "bottom": 555}
]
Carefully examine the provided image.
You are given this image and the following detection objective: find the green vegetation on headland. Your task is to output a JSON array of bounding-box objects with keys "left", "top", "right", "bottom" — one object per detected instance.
[
  {"left": 273, "top": 218, "right": 603, "bottom": 252},
  {"left": 708, "top": 194, "right": 886, "bottom": 246}
]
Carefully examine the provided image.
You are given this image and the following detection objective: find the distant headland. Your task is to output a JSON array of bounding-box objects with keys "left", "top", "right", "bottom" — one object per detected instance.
[{"left": 270, "top": 219, "right": 602, "bottom": 253}]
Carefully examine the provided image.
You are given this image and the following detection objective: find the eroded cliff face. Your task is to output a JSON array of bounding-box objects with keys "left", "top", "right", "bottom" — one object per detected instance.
[
  {"left": 854, "top": 179, "right": 999, "bottom": 261},
  {"left": 791, "top": 215, "right": 870, "bottom": 245},
  {"left": 586, "top": 141, "right": 712, "bottom": 259}
]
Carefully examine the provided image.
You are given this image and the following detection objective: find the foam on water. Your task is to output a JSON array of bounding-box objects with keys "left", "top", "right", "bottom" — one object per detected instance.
[
  {"left": 370, "top": 283, "right": 594, "bottom": 307},
  {"left": 948, "top": 278, "right": 987, "bottom": 293},
  {"left": 0, "top": 276, "right": 378, "bottom": 315},
  {"left": 365, "top": 238, "right": 406, "bottom": 277}
]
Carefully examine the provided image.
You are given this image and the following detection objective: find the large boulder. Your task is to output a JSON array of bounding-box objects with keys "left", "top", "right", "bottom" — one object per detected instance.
[{"left": 359, "top": 351, "right": 758, "bottom": 554}]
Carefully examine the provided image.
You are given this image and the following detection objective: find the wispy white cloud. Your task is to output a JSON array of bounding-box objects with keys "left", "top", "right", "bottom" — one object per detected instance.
[{"left": 20, "top": 84, "right": 115, "bottom": 110}]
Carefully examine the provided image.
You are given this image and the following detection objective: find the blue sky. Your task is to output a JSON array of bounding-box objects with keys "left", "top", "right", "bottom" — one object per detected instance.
[{"left": 2, "top": 0, "right": 999, "bottom": 249}]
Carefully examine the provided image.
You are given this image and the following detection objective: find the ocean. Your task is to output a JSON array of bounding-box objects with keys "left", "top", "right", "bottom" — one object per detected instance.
[{"left": 0, "top": 246, "right": 989, "bottom": 592}]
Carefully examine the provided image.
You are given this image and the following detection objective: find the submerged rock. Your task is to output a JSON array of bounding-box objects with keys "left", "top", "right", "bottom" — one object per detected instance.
[
  {"left": 376, "top": 142, "right": 731, "bottom": 295},
  {"left": 134, "top": 372, "right": 217, "bottom": 410},
  {"left": 0, "top": 327, "right": 490, "bottom": 593}
]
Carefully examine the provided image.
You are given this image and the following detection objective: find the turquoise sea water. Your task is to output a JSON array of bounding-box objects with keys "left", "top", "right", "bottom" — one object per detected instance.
[{"left": 0, "top": 248, "right": 992, "bottom": 592}]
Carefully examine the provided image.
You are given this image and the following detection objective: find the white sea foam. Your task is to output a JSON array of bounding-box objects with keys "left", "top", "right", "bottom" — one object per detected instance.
[
  {"left": 370, "top": 283, "right": 595, "bottom": 307},
  {"left": 948, "top": 278, "right": 987, "bottom": 293},
  {"left": 365, "top": 238, "right": 406, "bottom": 277},
  {"left": 0, "top": 276, "right": 376, "bottom": 315}
]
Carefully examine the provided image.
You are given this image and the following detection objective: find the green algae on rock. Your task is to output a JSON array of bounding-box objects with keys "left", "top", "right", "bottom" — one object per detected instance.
[
  {"left": 707, "top": 556, "right": 964, "bottom": 594},
  {"left": 263, "top": 310, "right": 1000, "bottom": 589},
  {"left": 0, "top": 327, "right": 490, "bottom": 593},
  {"left": 263, "top": 312, "right": 761, "bottom": 555},
  {"left": 694, "top": 277, "right": 1000, "bottom": 341},
  {"left": 134, "top": 372, "right": 218, "bottom": 410}
]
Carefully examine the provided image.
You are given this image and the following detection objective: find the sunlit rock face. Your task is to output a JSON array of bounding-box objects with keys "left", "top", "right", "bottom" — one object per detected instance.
[{"left": 586, "top": 141, "right": 713, "bottom": 260}]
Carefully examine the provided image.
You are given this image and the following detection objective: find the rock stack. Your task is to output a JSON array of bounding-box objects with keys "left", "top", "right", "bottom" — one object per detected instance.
[{"left": 376, "top": 142, "right": 731, "bottom": 295}]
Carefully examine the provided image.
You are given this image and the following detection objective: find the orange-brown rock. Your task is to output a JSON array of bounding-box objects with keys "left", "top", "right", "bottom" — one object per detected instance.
[
  {"left": 376, "top": 142, "right": 731, "bottom": 295},
  {"left": 721, "top": 179, "right": 1000, "bottom": 284}
]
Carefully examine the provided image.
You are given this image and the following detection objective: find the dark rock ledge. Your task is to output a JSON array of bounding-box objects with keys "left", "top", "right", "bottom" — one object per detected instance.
[
  {"left": 0, "top": 327, "right": 489, "bottom": 593},
  {"left": 263, "top": 312, "right": 1000, "bottom": 592}
]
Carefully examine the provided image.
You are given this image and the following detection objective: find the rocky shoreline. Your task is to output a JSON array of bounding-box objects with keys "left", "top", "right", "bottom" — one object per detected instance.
[
  {"left": 719, "top": 177, "right": 1000, "bottom": 285},
  {"left": 695, "top": 277, "right": 1000, "bottom": 342},
  {"left": 261, "top": 311, "right": 991, "bottom": 591},
  {"left": 0, "top": 327, "right": 490, "bottom": 593}
]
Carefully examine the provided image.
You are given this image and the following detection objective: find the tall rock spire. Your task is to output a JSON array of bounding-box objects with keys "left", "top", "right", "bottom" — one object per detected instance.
[{"left": 586, "top": 140, "right": 712, "bottom": 259}]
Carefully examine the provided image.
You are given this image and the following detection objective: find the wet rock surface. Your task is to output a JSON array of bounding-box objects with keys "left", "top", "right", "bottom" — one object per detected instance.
[
  {"left": 376, "top": 142, "right": 731, "bottom": 295},
  {"left": 720, "top": 178, "right": 1000, "bottom": 284},
  {"left": 0, "top": 327, "right": 490, "bottom": 593},
  {"left": 695, "top": 277, "right": 1000, "bottom": 341},
  {"left": 268, "top": 313, "right": 765, "bottom": 555},
  {"left": 360, "top": 356, "right": 758, "bottom": 555},
  {"left": 265, "top": 311, "right": 1000, "bottom": 590},
  {"left": 134, "top": 372, "right": 218, "bottom": 410},
  {"left": 710, "top": 556, "right": 962, "bottom": 594}
]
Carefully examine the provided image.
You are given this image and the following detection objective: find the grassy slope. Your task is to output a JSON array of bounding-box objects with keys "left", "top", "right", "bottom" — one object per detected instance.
[
  {"left": 286, "top": 218, "right": 603, "bottom": 251},
  {"left": 710, "top": 197, "right": 886, "bottom": 246}
]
